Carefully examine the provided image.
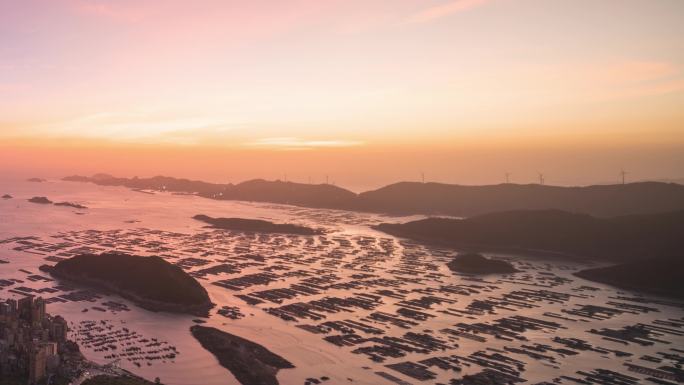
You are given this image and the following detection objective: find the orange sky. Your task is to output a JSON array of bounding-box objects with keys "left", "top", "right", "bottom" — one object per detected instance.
[{"left": 1, "top": 0, "right": 683, "bottom": 189}]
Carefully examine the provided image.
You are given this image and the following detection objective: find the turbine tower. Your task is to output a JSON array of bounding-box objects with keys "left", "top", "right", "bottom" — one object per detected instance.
[
  {"left": 538, "top": 172, "right": 545, "bottom": 185},
  {"left": 620, "top": 169, "right": 628, "bottom": 185},
  {"left": 505, "top": 172, "right": 511, "bottom": 184}
]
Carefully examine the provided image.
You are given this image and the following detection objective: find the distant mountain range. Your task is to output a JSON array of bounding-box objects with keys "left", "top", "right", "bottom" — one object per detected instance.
[
  {"left": 62, "top": 174, "right": 684, "bottom": 217},
  {"left": 63, "top": 174, "right": 355, "bottom": 208}
]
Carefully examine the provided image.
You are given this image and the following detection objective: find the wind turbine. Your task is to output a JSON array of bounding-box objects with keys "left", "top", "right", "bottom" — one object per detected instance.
[
  {"left": 421, "top": 172, "right": 425, "bottom": 184},
  {"left": 505, "top": 172, "right": 511, "bottom": 184},
  {"left": 537, "top": 172, "right": 545, "bottom": 185},
  {"left": 620, "top": 169, "right": 628, "bottom": 185}
]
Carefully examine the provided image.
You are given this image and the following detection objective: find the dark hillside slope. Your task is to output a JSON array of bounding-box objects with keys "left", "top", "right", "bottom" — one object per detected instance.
[
  {"left": 41, "top": 253, "right": 213, "bottom": 315},
  {"left": 216, "top": 179, "right": 357, "bottom": 207},
  {"left": 575, "top": 258, "right": 684, "bottom": 299},
  {"left": 375, "top": 209, "right": 684, "bottom": 261}
]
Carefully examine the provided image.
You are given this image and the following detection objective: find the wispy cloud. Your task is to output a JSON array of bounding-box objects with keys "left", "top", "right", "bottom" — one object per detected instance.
[
  {"left": 245, "top": 137, "right": 363, "bottom": 150},
  {"left": 407, "top": 0, "right": 491, "bottom": 24}
]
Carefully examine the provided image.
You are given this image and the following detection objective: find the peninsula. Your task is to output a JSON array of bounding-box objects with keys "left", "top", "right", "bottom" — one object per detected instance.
[
  {"left": 574, "top": 258, "right": 684, "bottom": 299},
  {"left": 40, "top": 252, "right": 214, "bottom": 316},
  {"left": 376, "top": 209, "right": 684, "bottom": 297},
  {"left": 374, "top": 209, "right": 684, "bottom": 261},
  {"left": 190, "top": 325, "right": 294, "bottom": 385},
  {"left": 193, "top": 214, "right": 321, "bottom": 235}
]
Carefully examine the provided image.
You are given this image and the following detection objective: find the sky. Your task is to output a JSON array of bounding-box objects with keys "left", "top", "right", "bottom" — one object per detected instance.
[{"left": 1, "top": 0, "right": 683, "bottom": 190}]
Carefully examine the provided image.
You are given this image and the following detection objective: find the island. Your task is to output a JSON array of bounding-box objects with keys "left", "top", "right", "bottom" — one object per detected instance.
[
  {"left": 2, "top": 194, "right": 11, "bottom": 199},
  {"left": 190, "top": 325, "right": 294, "bottom": 385},
  {"left": 574, "top": 258, "right": 684, "bottom": 299},
  {"left": 55, "top": 201, "right": 88, "bottom": 209},
  {"left": 27, "top": 177, "right": 46, "bottom": 182},
  {"left": 28, "top": 196, "right": 53, "bottom": 204},
  {"left": 447, "top": 253, "right": 518, "bottom": 275},
  {"left": 25, "top": 197, "right": 87, "bottom": 209},
  {"left": 40, "top": 252, "right": 214, "bottom": 316},
  {"left": 193, "top": 214, "right": 321, "bottom": 235}
]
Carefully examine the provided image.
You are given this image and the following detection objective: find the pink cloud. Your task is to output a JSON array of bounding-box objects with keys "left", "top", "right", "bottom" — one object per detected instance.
[{"left": 408, "top": 0, "right": 491, "bottom": 24}]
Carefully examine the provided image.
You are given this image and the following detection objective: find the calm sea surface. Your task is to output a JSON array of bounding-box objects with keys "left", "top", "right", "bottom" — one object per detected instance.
[{"left": 1, "top": 178, "right": 682, "bottom": 385}]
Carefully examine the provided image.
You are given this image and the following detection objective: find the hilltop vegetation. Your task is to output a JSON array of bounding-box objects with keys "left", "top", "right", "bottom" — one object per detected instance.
[
  {"left": 41, "top": 253, "right": 213, "bottom": 316},
  {"left": 375, "top": 209, "right": 684, "bottom": 261},
  {"left": 575, "top": 258, "right": 684, "bottom": 299}
]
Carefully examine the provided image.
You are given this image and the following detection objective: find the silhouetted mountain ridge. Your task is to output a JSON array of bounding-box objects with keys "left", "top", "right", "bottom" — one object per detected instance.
[
  {"left": 221, "top": 178, "right": 356, "bottom": 207},
  {"left": 355, "top": 181, "right": 684, "bottom": 217},
  {"left": 63, "top": 174, "right": 684, "bottom": 217}
]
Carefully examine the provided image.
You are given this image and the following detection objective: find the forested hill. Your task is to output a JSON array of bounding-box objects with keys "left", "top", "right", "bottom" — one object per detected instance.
[
  {"left": 64, "top": 175, "right": 684, "bottom": 217},
  {"left": 374, "top": 209, "right": 684, "bottom": 262}
]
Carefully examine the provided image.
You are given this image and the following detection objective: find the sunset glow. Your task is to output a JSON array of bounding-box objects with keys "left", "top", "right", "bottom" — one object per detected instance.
[
  {"left": 1, "top": 0, "right": 683, "bottom": 188},
  {"left": 2, "top": 4, "right": 684, "bottom": 384}
]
